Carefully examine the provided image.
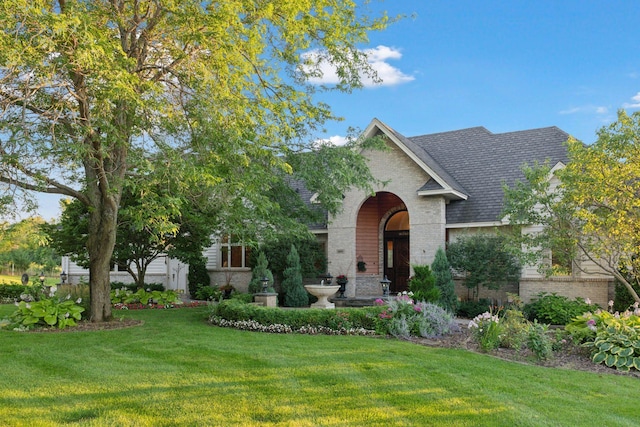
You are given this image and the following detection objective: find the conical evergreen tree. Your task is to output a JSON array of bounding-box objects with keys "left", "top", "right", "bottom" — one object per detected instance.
[
  {"left": 248, "top": 251, "right": 274, "bottom": 293},
  {"left": 282, "top": 245, "right": 308, "bottom": 307},
  {"left": 409, "top": 264, "right": 440, "bottom": 303},
  {"left": 432, "top": 247, "right": 458, "bottom": 313}
]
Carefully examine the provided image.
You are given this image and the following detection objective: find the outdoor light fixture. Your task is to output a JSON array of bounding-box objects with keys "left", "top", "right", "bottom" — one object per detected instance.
[
  {"left": 39, "top": 272, "right": 45, "bottom": 286},
  {"left": 60, "top": 271, "right": 68, "bottom": 285},
  {"left": 380, "top": 276, "right": 391, "bottom": 297},
  {"left": 261, "top": 276, "right": 269, "bottom": 293}
]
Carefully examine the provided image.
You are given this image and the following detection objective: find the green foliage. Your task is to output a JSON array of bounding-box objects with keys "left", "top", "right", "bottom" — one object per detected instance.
[
  {"left": 248, "top": 252, "right": 274, "bottom": 294},
  {"left": 229, "top": 292, "right": 254, "bottom": 304},
  {"left": 281, "top": 245, "right": 308, "bottom": 307},
  {"left": 110, "top": 288, "right": 181, "bottom": 307},
  {"left": 523, "top": 292, "right": 599, "bottom": 325},
  {"left": 576, "top": 310, "right": 640, "bottom": 372},
  {"left": 431, "top": 248, "right": 458, "bottom": 313},
  {"left": 3, "top": 297, "right": 85, "bottom": 330},
  {"left": 527, "top": 321, "right": 553, "bottom": 361},
  {"left": 0, "top": 0, "right": 390, "bottom": 321},
  {"left": 257, "top": 235, "right": 326, "bottom": 282},
  {"left": 194, "top": 286, "right": 222, "bottom": 302},
  {"left": 499, "top": 309, "right": 529, "bottom": 351},
  {"left": 447, "top": 234, "right": 520, "bottom": 299},
  {"left": 375, "top": 295, "right": 457, "bottom": 339},
  {"left": 0, "top": 218, "right": 61, "bottom": 275},
  {"left": 57, "top": 283, "right": 91, "bottom": 315},
  {"left": 503, "top": 110, "right": 640, "bottom": 303},
  {"left": 408, "top": 265, "right": 440, "bottom": 303},
  {"left": 0, "top": 284, "right": 29, "bottom": 302},
  {"left": 187, "top": 257, "right": 210, "bottom": 299},
  {"left": 209, "top": 299, "right": 381, "bottom": 332},
  {"left": 456, "top": 299, "right": 492, "bottom": 319},
  {"left": 468, "top": 311, "right": 503, "bottom": 352}
]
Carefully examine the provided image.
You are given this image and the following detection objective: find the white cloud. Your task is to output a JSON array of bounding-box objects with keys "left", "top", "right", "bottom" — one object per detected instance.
[
  {"left": 559, "top": 105, "right": 609, "bottom": 115},
  {"left": 301, "top": 45, "right": 414, "bottom": 88},
  {"left": 313, "top": 135, "right": 351, "bottom": 148},
  {"left": 622, "top": 92, "right": 640, "bottom": 108}
]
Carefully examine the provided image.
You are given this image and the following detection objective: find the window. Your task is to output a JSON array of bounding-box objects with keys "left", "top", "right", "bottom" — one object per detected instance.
[
  {"left": 219, "top": 235, "right": 250, "bottom": 268},
  {"left": 551, "top": 250, "right": 572, "bottom": 276}
]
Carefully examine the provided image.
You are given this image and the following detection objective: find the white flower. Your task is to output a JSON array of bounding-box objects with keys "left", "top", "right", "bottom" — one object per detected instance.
[
  {"left": 608, "top": 300, "right": 614, "bottom": 307},
  {"left": 585, "top": 298, "right": 591, "bottom": 305},
  {"left": 66, "top": 294, "right": 71, "bottom": 300},
  {"left": 76, "top": 298, "right": 82, "bottom": 304}
]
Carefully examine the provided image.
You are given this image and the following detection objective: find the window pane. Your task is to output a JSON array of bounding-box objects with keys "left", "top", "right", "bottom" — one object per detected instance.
[
  {"left": 231, "top": 246, "right": 243, "bottom": 268},
  {"left": 221, "top": 247, "right": 229, "bottom": 268}
]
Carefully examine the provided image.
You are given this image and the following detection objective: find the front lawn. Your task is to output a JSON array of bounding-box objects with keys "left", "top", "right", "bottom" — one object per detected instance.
[{"left": 0, "top": 304, "right": 638, "bottom": 426}]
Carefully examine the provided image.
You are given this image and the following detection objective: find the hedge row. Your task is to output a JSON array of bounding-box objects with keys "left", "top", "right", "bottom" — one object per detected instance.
[
  {"left": 0, "top": 284, "right": 29, "bottom": 301},
  {"left": 209, "top": 299, "right": 384, "bottom": 331}
]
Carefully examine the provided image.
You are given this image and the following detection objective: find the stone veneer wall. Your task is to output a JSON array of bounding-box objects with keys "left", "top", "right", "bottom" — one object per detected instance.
[{"left": 355, "top": 275, "right": 385, "bottom": 297}]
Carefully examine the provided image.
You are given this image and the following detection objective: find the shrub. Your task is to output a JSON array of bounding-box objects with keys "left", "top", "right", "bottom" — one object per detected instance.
[
  {"left": 499, "top": 309, "right": 529, "bottom": 351},
  {"left": 527, "top": 320, "right": 553, "bottom": 361},
  {"left": 281, "top": 245, "right": 308, "bottom": 307},
  {"left": 230, "top": 292, "right": 254, "bottom": 304},
  {"left": 248, "top": 252, "right": 274, "bottom": 294},
  {"left": 457, "top": 299, "right": 491, "bottom": 319},
  {"left": 431, "top": 248, "right": 458, "bottom": 313},
  {"left": 209, "top": 299, "right": 381, "bottom": 333},
  {"left": 194, "top": 286, "right": 222, "bottom": 301},
  {"left": 257, "top": 235, "right": 326, "bottom": 281},
  {"left": 0, "top": 283, "right": 29, "bottom": 302},
  {"left": 376, "top": 294, "right": 457, "bottom": 339},
  {"left": 408, "top": 265, "right": 440, "bottom": 303},
  {"left": 447, "top": 234, "right": 520, "bottom": 299},
  {"left": 187, "top": 256, "right": 210, "bottom": 298},
  {"left": 524, "top": 292, "right": 600, "bottom": 325}
]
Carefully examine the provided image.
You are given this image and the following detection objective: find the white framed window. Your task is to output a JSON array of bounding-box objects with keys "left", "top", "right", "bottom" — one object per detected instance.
[{"left": 219, "top": 235, "right": 250, "bottom": 268}]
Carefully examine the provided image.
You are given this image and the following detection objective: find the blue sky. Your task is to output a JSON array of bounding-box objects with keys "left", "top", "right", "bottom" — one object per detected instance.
[{"left": 313, "top": 1, "right": 640, "bottom": 145}]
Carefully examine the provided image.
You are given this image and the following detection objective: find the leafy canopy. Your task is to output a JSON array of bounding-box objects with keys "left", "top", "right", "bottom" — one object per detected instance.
[
  {"left": 0, "top": 0, "right": 393, "bottom": 320},
  {"left": 502, "top": 110, "right": 640, "bottom": 302}
]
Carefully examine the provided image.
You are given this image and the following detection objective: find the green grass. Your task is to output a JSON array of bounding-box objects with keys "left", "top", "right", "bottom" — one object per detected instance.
[{"left": 0, "top": 304, "right": 638, "bottom": 426}]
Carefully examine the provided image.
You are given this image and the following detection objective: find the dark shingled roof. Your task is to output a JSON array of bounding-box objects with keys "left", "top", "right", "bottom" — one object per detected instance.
[{"left": 406, "top": 125, "right": 570, "bottom": 224}]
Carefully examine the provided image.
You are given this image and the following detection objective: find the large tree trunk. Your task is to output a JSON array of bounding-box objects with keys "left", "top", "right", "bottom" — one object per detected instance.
[{"left": 87, "top": 200, "right": 119, "bottom": 322}]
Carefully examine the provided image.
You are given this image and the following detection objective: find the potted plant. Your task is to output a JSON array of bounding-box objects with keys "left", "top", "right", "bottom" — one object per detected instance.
[
  {"left": 335, "top": 275, "right": 348, "bottom": 298},
  {"left": 219, "top": 284, "right": 234, "bottom": 299}
]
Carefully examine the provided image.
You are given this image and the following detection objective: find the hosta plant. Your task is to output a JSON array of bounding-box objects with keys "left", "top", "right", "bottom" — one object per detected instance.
[
  {"left": 580, "top": 310, "right": 640, "bottom": 372},
  {"left": 5, "top": 296, "right": 85, "bottom": 330}
]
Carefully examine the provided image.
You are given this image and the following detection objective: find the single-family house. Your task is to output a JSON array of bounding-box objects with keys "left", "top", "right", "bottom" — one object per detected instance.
[{"left": 63, "top": 118, "right": 615, "bottom": 306}]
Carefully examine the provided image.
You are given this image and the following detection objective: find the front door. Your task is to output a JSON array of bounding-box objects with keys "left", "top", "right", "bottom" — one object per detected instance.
[{"left": 384, "top": 231, "right": 410, "bottom": 294}]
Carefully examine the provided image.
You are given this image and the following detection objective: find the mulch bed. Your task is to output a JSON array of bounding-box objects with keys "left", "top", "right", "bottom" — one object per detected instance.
[{"left": 408, "top": 324, "right": 640, "bottom": 378}]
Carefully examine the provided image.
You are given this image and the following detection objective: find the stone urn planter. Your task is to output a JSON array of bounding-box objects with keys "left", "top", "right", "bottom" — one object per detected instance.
[{"left": 304, "top": 285, "right": 340, "bottom": 309}]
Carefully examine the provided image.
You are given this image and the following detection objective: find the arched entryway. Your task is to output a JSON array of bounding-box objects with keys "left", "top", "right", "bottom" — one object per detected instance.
[
  {"left": 384, "top": 210, "right": 410, "bottom": 294},
  {"left": 355, "top": 192, "right": 410, "bottom": 296}
]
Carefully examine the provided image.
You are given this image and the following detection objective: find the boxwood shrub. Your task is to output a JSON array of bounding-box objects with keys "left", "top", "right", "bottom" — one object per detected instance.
[
  {"left": 524, "top": 292, "right": 600, "bottom": 325},
  {"left": 0, "top": 284, "right": 30, "bottom": 302},
  {"left": 209, "top": 299, "right": 383, "bottom": 332}
]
